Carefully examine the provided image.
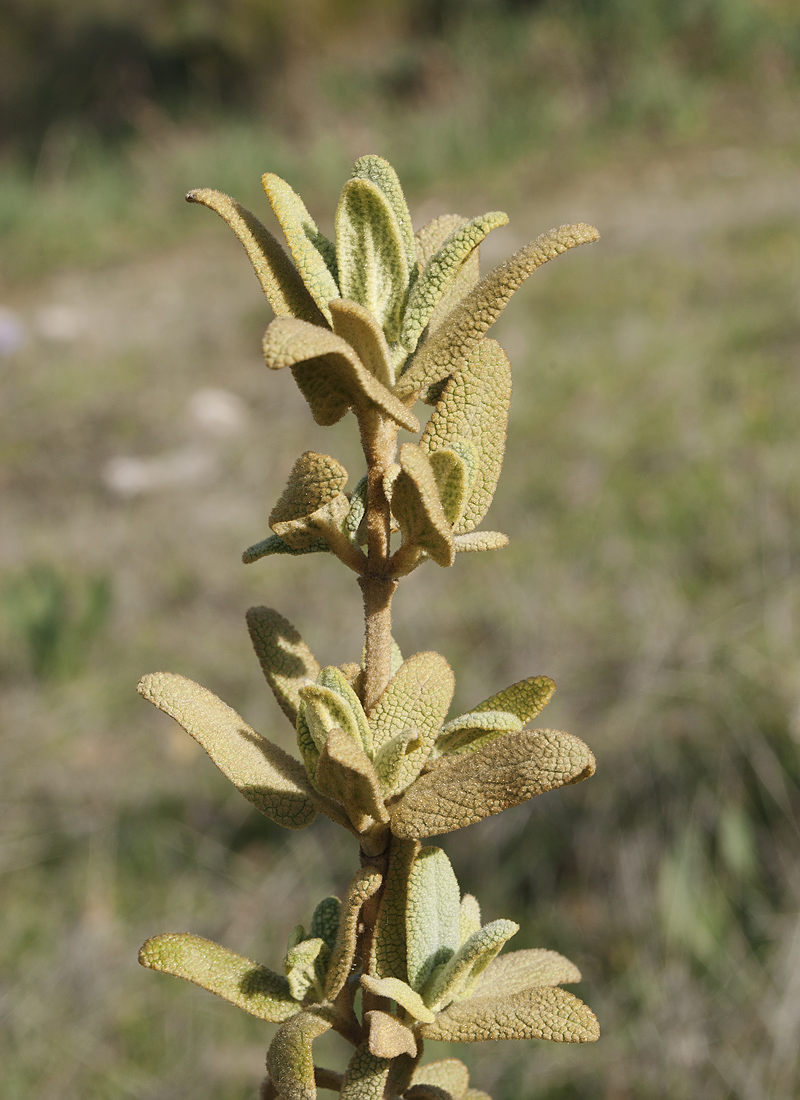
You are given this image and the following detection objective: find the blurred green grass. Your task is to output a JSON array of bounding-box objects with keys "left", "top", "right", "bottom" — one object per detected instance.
[{"left": 2, "top": 3, "right": 800, "bottom": 1099}]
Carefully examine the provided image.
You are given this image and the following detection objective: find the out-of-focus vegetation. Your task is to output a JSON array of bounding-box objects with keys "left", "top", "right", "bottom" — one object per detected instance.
[{"left": 2, "top": 2, "right": 800, "bottom": 1098}]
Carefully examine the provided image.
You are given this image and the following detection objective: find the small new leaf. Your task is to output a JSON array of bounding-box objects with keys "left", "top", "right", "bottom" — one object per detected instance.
[
  {"left": 365, "top": 1011, "right": 417, "bottom": 1059},
  {"left": 350, "top": 155, "right": 417, "bottom": 278},
  {"left": 139, "top": 933, "right": 299, "bottom": 1022},
  {"left": 424, "top": 919, "right": 519, "bottom": 1010},
  {"left": 391, "top": 729, "right": 596, "bottom": 838},
  {"left": 284, "top": 936, "right": 329, "bottom": 1002},
  {"left": 246, "top": 606, "right": 321, "bottom": 727},
  {"left": 360, "top": 975, "right": 435, "bottom": 1024},
  {"left": 428, "top": 449, "right": 468, "bottom": 528},
  {"left": 267, "top": 1010, "right": 334, "bottom": 1100},
  {"left": 137, "top": 673, "right": 317, "bottom": 829},
  {"left": 390, "top": 444, "right": 455, "bottom": 570},
  {"left": 330, "top": 298, "right": 395, "bottom": 389},
  {"left": 314, "top": 726, "right": 389, "bottom": 833},
  {"left": 270, "top": 451, "right": 350, "bottom": 549},
  {"left": 420, "top": 986, "right": 599, "bottom": 1044},
  {"left": 310, "top": 896, "right": 341, "bottom": 953},
  {"left": 406, "top": 846, "right": 460, "bottom": 992}
]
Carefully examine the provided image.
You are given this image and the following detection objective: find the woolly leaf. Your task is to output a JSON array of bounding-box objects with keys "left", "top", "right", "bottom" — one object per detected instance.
[
  {"left": 316, "top": 666, "right": 372, "bottom": 755},
  {"left": 463, "top": 1091, "right": 493, "bottom": 1100},
  {"left": 262, "top": 172, "right": 339, "bottom": 322},
  {"left": 369, "top": 652, "right": 455, "bottom": 796},
  {"left": 330, "top": 298, "right": 395, "bottom": 388},
  {"left": 371, "top": 837, "right": 419, "bottom": 981},
  {"left": 300, "top": 682, "right": 367, "bottom": 756},
  {"left": 339, "top": 1042, "right": 391, "bottom": 1100},
  {"left": 243, "top": 533, "right": 329, "bottom": 562},
  {"left": 137, "top": 673, "right": 317, "bottom": 829},
  {"left": 406, "top": 1087, "right": 458, "bottom": 1100},
  {"left": 428, "top": 449, "right": 468, "bottom": 527},
  {"left": 263, "top": 316, "right": 419, "bottom": 431},
  {"left": 399, "top": 211, "right": 509, "bottom": 356},
  {"left": 325, "top": 866, "right": 383, "bottom": 1000},
  {"left": 350, "top": 155, "right": 417, "bottom": 279},
  {"left": 391, "top": 729, "right": 596, "bottom": 839},
  {"left": 245, "top": 606, "right": 320, "bottom": 727},
  {"left": 269, "top": 451, "right": 350, "bottom": 549},
  {"left": 138, "top": 933, "right": 299, "bottom": 1022},
  {"left": 391, "top": 443, "right": 454, "bottom": 569},
  {"left": 344, "top": 475, "right": 368, "bottom": 543},
  {"left": 373, "top": 727, "right": 421, "bottom": 796},
  {"left": 474, "top": 674, "right": 557, "bottom": 724},
  {"left": 473, "top": 948, "right": 581, "bottom": 999},
  {"left": 360, "top": 975, "right": 435, "bottom": 1024},
  {"left": 406, "top": 846, "right": 460, "bottom": 992},
  {"left": 365, "top": 1011, "right": 417, "bottom": 1058},
  {"left": 459, "top": 895, "right": 481, "bottom": 946},
  {"left": 453, "top": 531, "right": 509, "bottom": 553},
  {"left": 186, "top": 189, "right": 324, "bottom": 324},
  {"left": 396, "top": 223, "right": 600, "bottom": 396},
  {"left": 420, "top": 986, "right": 599, "bottom": 1044},
  {"left": 314, "top": 726, "right": 389, "bottom": 833},
  {"left": 310, "top": 896, "right": 341, "bottom": 953},
  {"left": 267, "top": 1010, "right": 334, "bottom": 1100},
  {"left": 284, "top": 937, "right": 329, "bottom": 1002},
  {"left": 436, "top": 710, "right": 523, "bottom": 756},
  {"left": 415, "top": 214, "right": 466, "bottom": 266},
  {"left": 419, "top": 339, "right": 511, "bottom": 534},
  {"left": 410, "top": 1060, "right": 470, "bottom": 1100},
  {"left": 424, "top": 919, "right": 519, "bottom": 1010}
]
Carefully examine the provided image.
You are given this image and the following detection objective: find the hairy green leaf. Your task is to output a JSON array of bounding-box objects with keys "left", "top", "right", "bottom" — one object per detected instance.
[
  {"left": 396, "top": 223, "right": 600, "bottom": 396},
  {"left": 314, "top": 726, "right": 389, "bottom": 833},
  {"left": 245, "top": 606, "right": 320, "bottom": 727},
  {"left": 391, "top": 443, "right": 455, "bottom": 570},
  {"left": 373, "top": 726, "right": 421, "bottom": 796},
  {"left": 243, "top": 532, "right": 329, "bottom": 561},
  {"left": 284, "top": 936, "right": 329, "bottom": 1002},
  {"left": 330, "top": 298, "right": 395, "bottom": 388},
  {"left": 473, "top": 948, "right": 581, "bottom": 999},
  {"left": 424, "top": 919, "right": 519, "bottom": 1010},
  {"left": 437, "top": 709, "right": 523, "bottom": 755},
  {"left": 399, "top": 211, "right": 508, "bottom": 356},
  {"left": 300, "top": 681, "right": 367, "bottom": 756},
  {"left": 428, "top": 449, "right": 468, "bottom": 528},
  {"left": 474, "top": 675, "right": 556, "bottom": 723},
  {"left": 350, "top": 155, "right": 417, "bottom": 279},
  {"left": 360, "top": 975, "right": 435, "bottom": 1024},
  {"left": 339, "top": 1041, "right": 391, "bottom": 1100},
  {"left": 419, "top": 339, "right": 511, "bottom": 534},
  {"left": 420, "top": 986, "right": 599, "bottom": 1044},
  {"left": 139, "top": 933, "right": 299, "bottom": 1022},
  {"left": 262, "top": 172, "right": 340, "bottom": 322},
  {"left": 262, "top": 317, "right": 419, "bottom": 431},
  {"left": 406, "top": 846, "right": 461, "bottom": 992},
  {"left": 269, "top": 451, "right": 350, "bottom": 549},
  {"left": 310, "top": 896, "right": 341, "bottom": 953},
  {"left": 336, "top": 177, "right": 410, "bottom": 342},
  {"left": 391, "top": 729, "right": 596, "bottom": 838},
  {"left": 316, "top": 666, "right": 373, "bottom": 755},
  {"left": 137, "top": 673, "right": 317, "bottom": 829},
  {"left": 343, "top": 475, "right": 368, "bottom": 543},
  {"left": 369, "top": 652, "right": 455, "bottom": 796},
  {"left": 459, "top": 895, "right": 481, "bottom": 947},
  {"left": 365, "top": 1011, "right": 417, "bottom": 1058},
  {"left": 410, "top": 1059, "right": 470, "bottom": 1100},
  {"left": 325, "top": 867, "right": 383, "bottom": 1000},
  {"left": 371, "top": 837, "right": 419, "bottom": 981},
  {"left": 186, "top": 189, "right": 325, "bottom": 324},
  {"left": 453, "top": 532, "right": 509, "bottom": 553},
  {"left": 267, "top": 1010, "right": 334, "bottom": 1100}
]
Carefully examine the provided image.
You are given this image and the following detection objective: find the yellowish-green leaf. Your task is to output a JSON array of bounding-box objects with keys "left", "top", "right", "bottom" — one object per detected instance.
[
  {"left": 391, "top": 443, "right": 454, "bottom": 570},
  {"left": 415, "top": 214, "right": 465, "bottom": 266},
  {"left": 453, "top": 532, "right": 509, "bottom": 553},
  {"left": 267, "top": 1010, "right": 334, "bottom": 1100},
  {"left": 399, "top": 211, "right": 508, "bottom": 356},
  {"left": 419, "top": 339, "right": 511, "bottom": 534},
  {"left": 310, "top": 896, "right": 341, "bottom": 953},
  {"left": 314, "top": 727, "right": 389, "bottom": 833},
  {"left": 137, "top": 673, "right": 317, "bottom": 829},
  {"left": 424, "top": 919, "right": 519, "bottom": 1010},
  {"left": 325, "top": 867, "right": 383, "bottom": 1000},
  {"left": 436, "top": 710, "right": 522, "bottom": 756},
  {"left": 300, "top": 681, "right": 367, "bottom": 755},
  {"left": 186, "top": 189, "right": 325, "bottom": 324},
  {"left": 462, "top": 1091, "right": 493, "bottom": 1100},
  {"left": 369, "top": 652, "right": 455, "bottom": 796},
  {"left": 316, "top": 666, "right": 373, "bottom": 755},
  {"left": 360, "top": 974, "right": 435, "bottom": 1024},
  {"left": 339, "top": 1041, "right": 391, "bottom": 1100},
  {"left": 373, "top": 727, "right": 421, "bottom": 796},
  {"left": 284, "top": 936, "right": 329, "bottom": 1002},
  {"left": 459, "top": 895, "right": 481, "bottom": 947},
  {"left": 473, "top": 948, "right": 581, "bottom": 999},
  {"left": 336, "top": 177, "right": 409, "bottom": 342},
  {"left": 245, "top": 606, "right": 321, "bottom": 727},
  {"left": 344, "top": 475, "right": 368, "bottom": 543},
  {"left": 330, "top": 298, "right": 395, "bottom": 388},
  {"left": 350, "top": 155, "right": 417, "bottom": 279},
  {"left": 262, "top": 172, "right": 340, "bottom": 322},
  {"left": 396, "top": 223, "right": 600, "bottom": 397},
  {"left": 269, "top": 451, "right": 350, "bottom": 549},
  {"left": 406, "top": 846, "right": 460, "bottom": 992},
  {"left": 371, "top": 837, "right": 419, "bottom": 981},
  {"left": 243, "top": 532, "right": 330, "bottom": 562},
  {"left": 474, "top": 675, "right": 556, "bottom": 724},
  {"left": 139, "top": 933, "right": 299, "bottom": 1022},
  {"left": 262, "top": 317, "right": 419, "bottom": 431},
  {"left": 420, "top": 986, "right": 599, "bottom": 1044},
  {"left": 428, "top": 449, "right": 468, "bottom": 528},
  {"left": 410, "top": 1059, "right": 470, "bottom": 1100},
  {"left": 391, "top": 729, "right": 596, "bottom": 839},
  {"left": 365, "top": 1011, "right": 417, "bottom": 1059}
]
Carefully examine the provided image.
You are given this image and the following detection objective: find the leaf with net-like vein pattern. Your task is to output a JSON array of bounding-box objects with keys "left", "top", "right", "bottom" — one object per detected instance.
[
  {"left": 245, "top": 607, "right": 320, "bottom": 727},
  {"left": 421, "top": 985, "right": 599, "bottom": 1044}
]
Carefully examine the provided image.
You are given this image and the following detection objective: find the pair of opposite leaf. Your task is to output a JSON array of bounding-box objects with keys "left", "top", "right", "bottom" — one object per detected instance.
[
  {"left": 137, "top": 605, "right": 595, "bottom": 845},
  {"left": 140, "top": 847, "right": 598, "bottom": 1100},
  {"left": 193, "top": 156, "right": 598, "bottom": 571}
]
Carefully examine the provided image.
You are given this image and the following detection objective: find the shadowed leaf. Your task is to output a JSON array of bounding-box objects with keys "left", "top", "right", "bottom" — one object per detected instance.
[
  {"left": 270, "top": 452, "right": 350, "bottom": 549},
  {"left": 396, "top": 223, "right": 600, "bottom": 396},
  {"left": 314, "top": 727, "right": 389, "bottom": 833},
  {"left": 246, "top": 607, "right": 320, "bottom": 726},
  {"left": 325, "top": 867, "right": 383, "bottom": 1000},
  {"left": 330, "top": 298, "right": 395, "bottom": 388},
  {"left": 310, "top": 896, "right": 341, "bottom": 953},
  {"left": 391, "top": 444, "right": 455, "bottom": 569},
  {"left": 410, "top": 1060, "right": 470, "bottom": 1100},
  {"left": 243, "top": 533, "right": 329, "bottom": 561},
  {"left": 428, "top": 449, "right": 468, "bottom": 527},
  {"left": 284, "top": 937, "right": 329, "bottom": 1002},
  {"left": 267, "top": 1010, "right": 334, "bottom": 1100},
  {"left": 137, "top": 673, "right": 317, "bottom": 829},
  {"left": 139, "top": 933, "right": 299, "bottom": 1022},
  {"left": 436, "top": 709, "right": 523, "bottom": 755},
  {"left": 473, "top": 948, "right": 581, "bottom": 999},
  {"left": 391, "top": 729, "right": 596, "bottom": 838},
  {"left": 262, "top": 173, "right": 339, "bottom": 322},
  {"left": 186, "top": 189, "right": 325, "bottom": 324},
  {"left": 407, "top": 846, "right": 460, "bottom": 992},
  {"left": 420, "top": 986, "right": 599, "bottom": 1044}
]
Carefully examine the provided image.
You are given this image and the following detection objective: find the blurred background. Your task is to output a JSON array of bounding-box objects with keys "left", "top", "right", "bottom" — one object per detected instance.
[{"left": 2, "top": 1, "right": 800, "bottom": 1097}]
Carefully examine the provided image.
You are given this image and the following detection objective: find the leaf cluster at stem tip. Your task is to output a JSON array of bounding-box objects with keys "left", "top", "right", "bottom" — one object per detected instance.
[{"left": 137, "top": 156, "right": 600, "bottom": 1100}]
